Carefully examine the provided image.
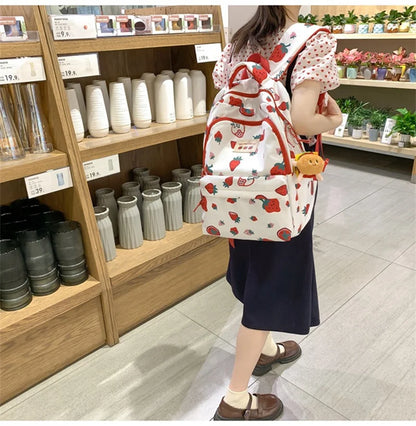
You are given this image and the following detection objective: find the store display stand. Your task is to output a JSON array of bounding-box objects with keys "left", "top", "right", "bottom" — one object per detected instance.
[{"left": 0, "top": 5, "right": 228, "bottom": 404}]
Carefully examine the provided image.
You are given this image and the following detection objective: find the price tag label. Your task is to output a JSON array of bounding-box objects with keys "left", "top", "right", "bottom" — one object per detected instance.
[
  {"left": 381, "top": 118, "right": 396, "bottom": 144},
  {"left": 195, "top": 43, "right": 222, "bottom": 63},
  {"left": 58, "top": 53, "right": 100, "bottom": 80},
  {"left": 334, "top": 113, "right": 349, "bottom": 137},
  {"left": 83, "top": 154, "right": 120, "bottom": 181},
  {"left": 24, "top": 167, "right": 73, "bottom": 199},
  {"left": 0, "top": 57, "right": 46, "bottom": 85}
]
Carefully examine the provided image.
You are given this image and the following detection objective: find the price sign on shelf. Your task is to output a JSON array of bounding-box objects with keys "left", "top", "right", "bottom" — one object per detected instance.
[
  {"left": 334, "top": 113, "right": 349, "bottom": 137},
  {"left": 58, "top": 53, "right": 100, "bottom": 80},
  {"left": 0, "top": 57, "right": 46, "bottom": 85},
  {"left": 24, "top": 167, "right": 73, "bottom": 199},
  {"left": 83, "top": 154, "right": 120, "bottom": 182},
  {"left": 195, "top": 43, "right": 222, "bottom": 63},
  {"left": 381, "top": 118, "right": 396, "bottom": 144}
]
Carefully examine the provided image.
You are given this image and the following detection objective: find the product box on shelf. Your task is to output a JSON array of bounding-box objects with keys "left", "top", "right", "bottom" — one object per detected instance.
[
  {"left": 168, "top": 14, "right": 185, "bottom": 33},
  {"left": 133, "top": 16, "right": 152, "bottom": 35},
  {"left": 151, "top": 15, "right": 169, "bottom": 34},
  {"left": 49, "top": 15, "right": 97, "bottom": 40},
  {"left": 0, "top": 16, "right": 28, "bottom": 41},
  {"left": 198, "top": 14, "right": 213, "bottom": 32},
  {"left": 96, "top": 15, "right": 116, "bottom": 37},
  {"left": 184, "top": 14, "right": 198, "bottom": 32},
  {"left": 115, "top": 15, "right": 134, "bottom": 36}
]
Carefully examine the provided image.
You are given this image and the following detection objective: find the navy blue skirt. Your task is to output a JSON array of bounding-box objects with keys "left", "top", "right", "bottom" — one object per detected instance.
[{"left": 226, "top": 210, "right": 320, "bottom": 335}]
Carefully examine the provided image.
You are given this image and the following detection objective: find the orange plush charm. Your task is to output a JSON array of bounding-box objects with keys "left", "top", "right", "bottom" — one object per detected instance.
[{"left": 291, "top": 152, "right": 329, "bottom": 182}]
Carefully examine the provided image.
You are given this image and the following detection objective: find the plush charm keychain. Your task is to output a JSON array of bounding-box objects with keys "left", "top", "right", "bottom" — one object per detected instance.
[{"left": 291, "top": 152, "right": 329, "bottom": 182}]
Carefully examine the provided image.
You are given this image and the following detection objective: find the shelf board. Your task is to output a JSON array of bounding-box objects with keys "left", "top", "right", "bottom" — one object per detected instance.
[
  {"left": 334, "top": 32, "right": 416, "bottom": 40},
  {"left": 323, "top": 133, "right": 416, "bottom": 159},
  {"left": 107, "top": 222, "right": 215, "bottom": 289},
  {"left": 0, "top": 276, "right": 102, "bottom": 343},
  {"left": 79, "top": 115, "right": 207, "bottom": 162},
  {"left": 0, "top": 41, "right": 42, "bottom": 58},
  {"left": 0, "top": 150, "right": 69, "bottom": 184},
  {"left": 54, "top": 32, "right": 222, "bottom": 54},
  {"left": 339, "top": 78, "right": 416, "bottom": 89}
]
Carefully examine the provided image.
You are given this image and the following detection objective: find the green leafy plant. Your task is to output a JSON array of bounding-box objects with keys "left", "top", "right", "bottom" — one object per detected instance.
[
  {"left": 359, "top": 14, "right": 371, "bottom": 24},
  {"left": 400, "top": 6, "right": 414, "bottom": 22},
  {"left": 387, "top": 9, "right": 402, "bottom": 24},
  {"left": 332, "top": 14, "right": 346, "bottom": 26},
  {"left": 369, "top": 109, "right": 387, "bottom": 129},
  {"left": 390, "top": 108, "right": 416, "bottom": 137},
  {"left": 411, "top": 10, "right": 416, "bottom": 22},
  {"left": 345, "top": 10, "right": 359, "bottom": 24},
  {"left": 372, "top": 11, "right": 388, "bottom": 24},
  {"left": 321, "top": 14, "right": 333, "bottom": 26},
  {"left": 299, "top": 13, "right": 318, "bottom": 25}
]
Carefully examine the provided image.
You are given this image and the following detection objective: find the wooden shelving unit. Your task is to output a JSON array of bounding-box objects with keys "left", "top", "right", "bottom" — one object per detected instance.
[
  {"left": 339, "top": 78, "right": 416, "bottom": 90},
  {"left": 333, "top": 32, "right": 416, "bottom": 40},
  {"left": 0, "top": 5, "right": 228, "bottom": 405}
]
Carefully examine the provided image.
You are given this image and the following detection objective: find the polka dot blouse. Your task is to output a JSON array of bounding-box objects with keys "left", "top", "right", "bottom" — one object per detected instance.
[{"left": 213, "top": 28, "right": 340, "bottom": 94}]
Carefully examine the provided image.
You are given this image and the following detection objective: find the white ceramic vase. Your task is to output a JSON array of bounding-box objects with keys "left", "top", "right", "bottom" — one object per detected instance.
[
  {"left": 174, "top": 71, "right": 193, "bottom": 120},
  {"left": 154, "top": 74, "right": 176, "bottom": 124},
  {"left": 66, "top": 82, "right": 87, "bottom": 130},
  {"left": 160, "top": 69, "right": 175, "bottom": 79},
  {"left": 70, "top": 109, "right": 85, "bottom": 142},
  {"left": 190, "top": 70, "right": 206, "bottom": 116},
  {"left": 132, "top": 79, "right": 151, "bottom": 128},
  {"left": 92, "top": 80, "right": 111, "bottom": 120},
  {"left": 109, "top": 82, "right": 131, "bottom": 134},
  {"left": 177, "top": 68, "right": 190, "bottom": 74},
  {"left": 140, "top": 72, "right": 156, "bottom": 121},
  {"left": 117, "top": 76, "right": 133, "bottom": 120},
  {"left": 85, "top": 85, "right": 109, "bottom": 138}
]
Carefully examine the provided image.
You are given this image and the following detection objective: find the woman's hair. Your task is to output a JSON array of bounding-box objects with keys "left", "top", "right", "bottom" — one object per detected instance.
[{"left": 231, "top": 6, "right": 288, "bottom": 54}]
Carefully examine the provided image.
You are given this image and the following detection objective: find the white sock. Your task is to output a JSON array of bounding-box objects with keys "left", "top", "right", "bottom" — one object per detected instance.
[
  {"left": 224, "top": 388, "right": 258, "bottom": 410},
  {"left": 261, "top": 332, "right": 278, "bottom": 357}
]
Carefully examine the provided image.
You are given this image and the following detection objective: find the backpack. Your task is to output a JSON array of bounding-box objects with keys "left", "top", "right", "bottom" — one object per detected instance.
[{"left": 199, "top": 23, "right": 329, "bottom": 242}]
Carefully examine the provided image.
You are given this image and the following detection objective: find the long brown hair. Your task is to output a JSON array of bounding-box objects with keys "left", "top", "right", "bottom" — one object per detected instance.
[{"left": 231, "top": 6, "right": 288, "bottom": 54}]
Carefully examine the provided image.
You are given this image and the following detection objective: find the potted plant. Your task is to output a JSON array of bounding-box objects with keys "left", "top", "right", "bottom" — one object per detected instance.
[
  {"left": 399, "top": 6, "right": 413, "bottom": 32},
  {"left": 335, "top": 50, "right": 347, "bottom": 78},
  {"left": 410, "top": 10, "right": 416, "bottom": 33},
  {"left": 371, "top": 11, "right": 387, "bottom": 33},
  {"left": 389, "top": 48, "right": 406, "bottom": 81},
  {"left": 332, "top": 14, "right": 346, "bottom": 33},
  {"left": 320, "top": 14, "right": 333, "bottom": 31},
  {"left": 358, "top": 14, "right": 371, "bottom": 34},
  {"left": 360, "top": 51, "right": 374, "bottom": 79},
  {"left": 386, "top": 9, "right": 401, "bottom": 33},
  {"left": 375, "top": 52, "right": 390, "bottom": 80},
  {"left": 343, "top": 48, "right": 362, "bottom": 79},
  {"left": 348, "top": 112, "right": 365, "bottom": 139},
  {"left": 403, "top": 52, "right": 416, "bottom": 82},
  {"left": 368, "top": 109, "right": 386, "bottom": 141},
  {"left": 298, "top": 13, "right": 318, "bottom": 25},
  {"left": 389, "top": 108, "right": 416, "bottom": 147},
  {"left": 344, "top": 9, "right": 359, "bottom": 34}
]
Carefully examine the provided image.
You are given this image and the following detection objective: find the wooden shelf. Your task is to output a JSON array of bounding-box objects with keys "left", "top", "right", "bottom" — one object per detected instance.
[
  {"left": 107, "top": 222, "right": 215, "bottom": 289},
  {"left": 339, "top": 78, "right": 416, "bottom": 89},
  {"left": 54, "top": 32, "right": 222, "bottom": 54},
  {"left": 323, "top": 133, "right": 416, "bottom": 159},
  {"left": 0, "top": 150, "right": 69, "bottom": 183},
  {"left": 79, "top": 115, "right": 207, "bottom": 162},
  {"left": 333, "top": 32, "right": 416, "bottom": 40},
  {"left": 0, "top": 276, "right": 102, "bottom": 343},
  {"left": 0, "top": 41, "right": 42, "bottom": 58}
]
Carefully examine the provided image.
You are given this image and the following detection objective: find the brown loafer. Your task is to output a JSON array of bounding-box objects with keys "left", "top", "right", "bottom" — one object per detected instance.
[
  {"left": 213, "top": 393, "right": 283, "bottom": 421},
  {"left": 253, "top": 340, "right": 302, "bottom": 376}
]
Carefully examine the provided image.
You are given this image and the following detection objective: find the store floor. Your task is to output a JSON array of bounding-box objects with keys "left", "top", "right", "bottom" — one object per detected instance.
[{"left": 1, "top": 145, "right": 415, "bottom": 421}]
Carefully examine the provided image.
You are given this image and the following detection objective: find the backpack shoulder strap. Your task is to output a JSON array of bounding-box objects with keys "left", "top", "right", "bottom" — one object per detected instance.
[{"left": 269, "top": 23, "right": 330, "bottom": 81}]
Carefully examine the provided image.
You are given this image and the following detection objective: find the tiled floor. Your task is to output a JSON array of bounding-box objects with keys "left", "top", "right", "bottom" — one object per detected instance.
[{"left": 1, "top": 145, "right": 415, "bottom": 421}]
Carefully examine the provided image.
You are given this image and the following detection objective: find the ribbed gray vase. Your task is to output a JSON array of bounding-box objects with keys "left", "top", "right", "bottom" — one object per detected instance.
[
  {"left": 142, "top": 175, "right": 161, "bottom": 190},
  {"left": 142, "top": 189, "right": 166, "bottom": 240},
  {"left": 117, "top": 195, "right": 143, "bottom": 249},
  {"left": 132, "top": 167, "right": 150, "bottom": 190},
  {"left": 121, "top": 181, "right": 143, "bottom": 216},
  {"left": 172, "top": 168, "right": 191, "bottom": 198},
  {"left": 184, "top": 177, "right": 202, "bottom": 223},
  {"left": 161, "top": 182, "right": 183, "bottom": 231},
  {"left": 94, "top": 206, "right": 116, "bottom": 261},
  {"left": 191, "top": 163, "right": 203, "bottom": 177},
  {"left": 95, "top": 188, "right": 118, "bottom": 238}
]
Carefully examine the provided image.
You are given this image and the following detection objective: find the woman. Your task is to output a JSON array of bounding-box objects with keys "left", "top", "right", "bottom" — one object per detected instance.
[{"left": 212, "top": 6, "right": 342, "bottom": 421}]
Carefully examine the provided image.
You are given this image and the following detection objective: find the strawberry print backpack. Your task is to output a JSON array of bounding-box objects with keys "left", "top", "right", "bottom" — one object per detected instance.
[{"left": 200, "top": 23, "right": 329, "bottom": 242}]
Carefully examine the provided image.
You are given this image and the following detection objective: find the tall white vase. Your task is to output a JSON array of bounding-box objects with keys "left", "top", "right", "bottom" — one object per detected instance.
[
  {"left": 109, "top": 82, "right": 131, "bottom": 134},
  {"left": 190, "top": 70, "right": 206, "bottom": 116},
  {"left": 177, "top": 68, "right": 190, "bottom": 74},
  {"left": 132, "top": 79, "right": 151, "bottom": 128},
  {"left": 154, "top": 74, "right": 176, "bottom": 124},
  {"left": 174, "top": 71, "right": 193, "bottom": 120},
  {"left": 66, "top": 82, "right": 87, "bottom": 129},
  {"left": 65, "top": 88, "right": 84, "bottom": 142},
  {"left": 93, "top": 80, "right": 110, "bottom": 120},
  {"left": 160, "top": 69, "right": 174, "bottom": 79},
  {"left": 85, "top": 84, "right": 109, "bottom": 138},
  {"left": 140, "top": 72, "right": 156, "bottom": 121},
  {"left": 117, "top": 77, "right": 133, "bottom": 120}
]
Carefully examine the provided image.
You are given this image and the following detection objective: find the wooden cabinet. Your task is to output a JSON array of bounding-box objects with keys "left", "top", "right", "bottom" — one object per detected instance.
[{"left": 0, "top": 5, "right": 228, "bottom": 404}]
